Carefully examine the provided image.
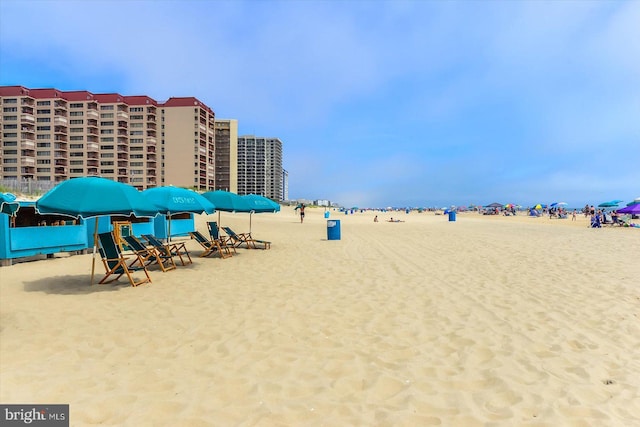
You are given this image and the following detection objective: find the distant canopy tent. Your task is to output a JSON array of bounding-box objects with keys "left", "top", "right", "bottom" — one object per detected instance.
[
  {"left": 485, "top": 202, "right": 503, "bottom": 209},
  {"left": 36, "top": 176, "right": 160, "bottom": 285},
  {"left": 616, "top": 203, "right": 640, "bottom": 215}
]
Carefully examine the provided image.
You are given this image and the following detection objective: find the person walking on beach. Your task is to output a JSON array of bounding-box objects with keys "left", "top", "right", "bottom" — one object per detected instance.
[{"left": 299, "top": 204, "right": 305, "bottom": 223}]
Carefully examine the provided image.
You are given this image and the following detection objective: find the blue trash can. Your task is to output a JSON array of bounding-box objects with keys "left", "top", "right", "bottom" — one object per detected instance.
[
  {"left": 324, "top": 211, "right": 330, "bottom": 219},
  {"left": 327, "top": 220, "right": 341, "bottom": 240},
  {"left": 448, "top": 211, "right": 456, "bottom": 222}
]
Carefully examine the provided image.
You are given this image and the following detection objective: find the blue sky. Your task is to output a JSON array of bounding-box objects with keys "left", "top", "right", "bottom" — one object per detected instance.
[{"left": 1, "top": 0, "right": 638, "bottom": 208}]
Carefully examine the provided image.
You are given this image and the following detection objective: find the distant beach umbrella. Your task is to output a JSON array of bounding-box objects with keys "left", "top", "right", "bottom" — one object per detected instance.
[{"left": 598, "top": 201, "right": 620, "bottom": 208}]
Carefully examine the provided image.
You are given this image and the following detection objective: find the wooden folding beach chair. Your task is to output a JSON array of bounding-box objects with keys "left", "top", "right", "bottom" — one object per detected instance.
[
  {"left": 122, "top": 235, "right": 176, "bottom": 272},
  {"left": 189, "top": 230, "right": 233, "bottom": 258},
  {"left": 142, "top": 234, "right": 193, "bottom": 266},
  {"left": 207, "top": 221, "right": 236, "bottom": 255},
  {"left": 97, "top": 231, "right": 151, "bottom": 287},
  {"left": 222, "top": 226, "right": 270, "bottom": 250}
]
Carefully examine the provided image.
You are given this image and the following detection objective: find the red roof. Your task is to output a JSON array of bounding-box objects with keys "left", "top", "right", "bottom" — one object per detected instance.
[
  {"left": 0, "top": 85, "right": 31, "bottom": 96},
  {"left": 161, "top": 97, "right": 214, "bottom": 115},
  {"left": 63, "top": 90, "right": 95, "bottom": 101},
  {"left": 123, "top": 95, "right": 158, "bottom": 106},
  {"left": 28, "top": 88, "right": 65, "bottom": 99},
  {"left": 93, "top": 93, "right": 126, "bottom": 104}
]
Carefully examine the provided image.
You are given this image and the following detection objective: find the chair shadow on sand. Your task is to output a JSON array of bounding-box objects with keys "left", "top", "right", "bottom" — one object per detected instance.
[{"left": 23, "top": 274, "right": 132, "bottom": 295}]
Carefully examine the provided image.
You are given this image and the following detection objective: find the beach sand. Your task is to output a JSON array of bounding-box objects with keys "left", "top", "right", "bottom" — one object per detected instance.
[{"left": 1, "top": 208, "right": 639, "bottom": 426}]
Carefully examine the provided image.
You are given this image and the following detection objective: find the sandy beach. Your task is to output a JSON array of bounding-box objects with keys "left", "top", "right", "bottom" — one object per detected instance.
[{"left": 1, "top": 207, "right": 639, "bottom": 426}]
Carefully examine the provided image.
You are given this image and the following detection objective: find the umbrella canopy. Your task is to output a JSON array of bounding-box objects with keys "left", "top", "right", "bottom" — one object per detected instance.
[
  {"left": 241, "top": 194, "right": 281, "bottom": 213},
  {"left": 142, "top": 187, "right": 215, "bottom": 215},
  {"left": 0, "top": 193, "right": 20, "bottom": 216},
  {"left": 616, "top": 203, "right": 640, "bottom": 214},
  {"left": 201, "top": 190, "right": 250, "bottom": 212},
  {"left": 36, "top": 177, "right": 160, "bottom": 285},
  {"left": 37, "top": 176, "right": 159, "bottom": 218},
  {"left": 143, "top": 186, "right": 215, "bottom": 241},
  {"left": 240, "top": 194, "right": 280, "bottom": 233},
  {"left": 598, "top": 201, "right": 620, "bottom": 208}
]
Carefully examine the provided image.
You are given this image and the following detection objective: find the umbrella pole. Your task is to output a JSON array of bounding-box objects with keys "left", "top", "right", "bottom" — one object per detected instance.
[
  {"left": 168, "top": 212, "right": 171, "bottom": 242},
  {"left": 90, "top": 218, "right": 98, "bottom": 285}
]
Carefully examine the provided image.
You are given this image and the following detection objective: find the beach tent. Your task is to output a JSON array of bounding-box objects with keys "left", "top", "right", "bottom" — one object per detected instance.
[
  {"left": 616, "top": 203, "right": 640, "bottom": 215},
  {"left": 485, "top": 202, "right": 503, "bottom": 208},
  {"left": 36, "top": 177, "right": 159, "bottom": 285}
]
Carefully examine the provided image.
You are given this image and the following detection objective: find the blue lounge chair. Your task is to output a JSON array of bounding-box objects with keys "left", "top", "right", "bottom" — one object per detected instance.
[{"left": 98, "top": 232, "right": 151, "bottom": 287}]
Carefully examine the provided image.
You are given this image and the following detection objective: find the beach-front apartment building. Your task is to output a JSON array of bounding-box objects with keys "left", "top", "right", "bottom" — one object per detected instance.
[
  {"left": 0, "top": 86, "right": 227, "bottom": 192},
  {"left": 237, "top": 135, "right": 283, "bottom": 201},
  {"left": 213, "top": 119, "right": 238, "bottom": 193}
]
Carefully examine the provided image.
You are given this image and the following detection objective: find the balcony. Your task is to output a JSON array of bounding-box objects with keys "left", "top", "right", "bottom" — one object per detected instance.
[
  {"left": 21, "top": 157, "right": 36, "bottom": 166},
  {"left": 117, "top": 111, "right": 129, "bottom": 120},
  {"left": 146, "top": 137, "right": 156, "bottom": 145},
  {"left": 21, "top": 113, "right": 35, "bottom": 123},
  {"left": 21, "top": 140, "right": 35, "bottom": 149},
  {"left": 87, "top": 159, "right": 99, "bottom": 167},
  {"left": 55, "top": 166, "right": 68, "bottom": 174},
  {"left": 87, "top": 127, "right": 99, "bottom": 135},
  {"left": 21, "top": 98, "right": 35, "bottom": 106},
  {"left": 117, "top": 168, "right": 128, "bottom": 176},
  {"left": 87, "top": 142, "right": 99, "bottom": 151},
  {"left": 117, "top": 121, "right": 128, "bottom": 129},
  {"left": 117, "top": 160, "right": 128, "bottom": 167},
  {"left": 199, "top": 123, "right": 207, "bottom": 133},
  {"left": 87, "top": 110, "right": 99, "bottom": 119},
  {"left": 54, "top": 116, "right": 68, "bottom": 125},
  {"left": 147, "top": 123, "right": 156, "bottom": 130}
]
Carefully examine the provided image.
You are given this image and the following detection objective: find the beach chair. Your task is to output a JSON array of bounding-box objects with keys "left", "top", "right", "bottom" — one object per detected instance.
[
  {"left": 122, "top": 235, "right": 176, "bottom": 272},
  {"left": 207, "top": 221, "right": 236, "bottom": 255},
  {"left": 189, "top": 230, "right": 233, "bottom": 258},
  {"left": 222, "top": 226, "right": 271, "bottom": 249},
  {"left": 142, "top": 234, "right": 193, "bottom": 266},
  {"left": 97, "top": 231, "right": 151, "bottom": 287}
]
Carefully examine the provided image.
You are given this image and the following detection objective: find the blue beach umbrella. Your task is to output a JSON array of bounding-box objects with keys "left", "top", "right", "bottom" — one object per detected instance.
[
  {"left": 241, "top": 194, "right": 281, "bottom": 232},
  {"left": 36, "top": 177, "right": 160, "bottom": 285},
  {"left": 201, "top": 190, "right": 251, "bottom": 230},
  {"left": 142, "top": 186, "right": 215, "bottom": 241},
  {"left": 201, "top": 190, "right": 250, "bottom": 212},
  {"left": 598, "top": 201, "right": 620, "bottom": 208}
]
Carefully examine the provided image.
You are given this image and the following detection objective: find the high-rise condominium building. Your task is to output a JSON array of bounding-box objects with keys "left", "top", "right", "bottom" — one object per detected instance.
[
  {"left": 237, "top": 135, "right": 283, "bottom": 201},
  {"left": 159, "top": 97, "right": 216, "bottom": 190},
  {"left": 213, "top": 119, "right": 238, "bottom": 193},
  {"left": 0, "top": 86, "right": 223, "bottom": 191}
]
